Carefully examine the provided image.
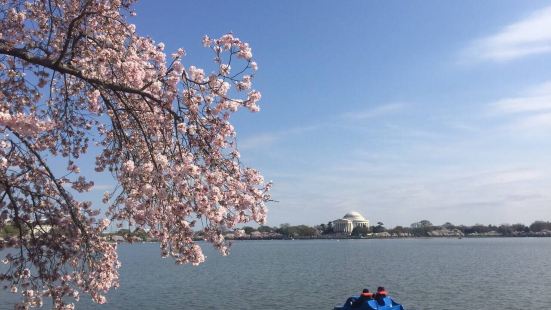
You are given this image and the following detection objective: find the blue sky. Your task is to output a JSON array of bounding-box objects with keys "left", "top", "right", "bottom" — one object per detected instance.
[{"left": 83, "top": 1, "right": 551, "bottom": 228}]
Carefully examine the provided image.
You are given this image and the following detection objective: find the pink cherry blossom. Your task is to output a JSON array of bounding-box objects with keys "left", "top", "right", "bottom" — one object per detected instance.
[{"left": 0, "top": 1, "right": 270, "bottom": 308}]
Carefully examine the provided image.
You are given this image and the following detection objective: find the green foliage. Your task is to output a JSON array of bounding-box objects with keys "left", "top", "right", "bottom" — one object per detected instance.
[
  {"left": 373, "top": 222, "right": 386, "bottom": 233},
  {"left": 529, "top": 221, "right": 551, "bottom": 232},
  {"left": 257, "top": 225, "right": 275, "bottom": 233},
  {"left": 277, "top": 224, "right": 318, "bottom": 237},
  {"left": 243, "top": 226, "right": 255, "bottom": 234},
  {"left": 411, "top": 227, "right": 430, "bottom": 237},
  {"left": 133, "top": 228, "right": 148, "bottom": 241},
  {"left": 97, "top": 219, "right": 551, "bottom": 241},
  {"left": 1, "top": 223, "right": 20, "bottom": 237},
  {"left": 411, "top": 220, "right": 433, "bottom": 228},
  {"left": 351, "top": 226, "right": 370, "bottom": 236},
  {"left": 116, "top": 229, "right": 131, "bottom": 235},
  {"left": 315, "top": 222, "right": 334, "bottom": 235}
]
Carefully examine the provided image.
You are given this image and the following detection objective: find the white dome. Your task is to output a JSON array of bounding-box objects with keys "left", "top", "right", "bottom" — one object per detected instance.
[{"left": 343, "top": 211, "right": 366, "bottom": 221}]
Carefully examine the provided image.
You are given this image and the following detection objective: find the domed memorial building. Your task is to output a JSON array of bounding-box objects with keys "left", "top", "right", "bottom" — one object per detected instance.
[{"left": 333, "top": 211, "right": 370, "bottom": 234}]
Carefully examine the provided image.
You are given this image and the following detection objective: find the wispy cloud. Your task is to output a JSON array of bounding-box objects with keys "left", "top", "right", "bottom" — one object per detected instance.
[
  {"left": 238, "top": 133, "right": 280, "bottom": 150},
  {"left": 489, "top": 80, "right": 551, "bottom": 130},
  {"left": 238, "top": 125, "right": 319, "bottom": 150},
  {"left": 463, "top": 5, "right": 551, "bottom": 62},
  {"left": 491, "top": 81, "right": 551, "bottom": 114},
  {"left": 448, "top": 168, "right": 543, "bottom": 187},
  {"left": 241, "top": 103, "right": 409, "bottom": 151},
  {"left": 511, "top": 112, "right": 551, "bottom": 130},
  {"left": 268, "top": 158, "right": 551, "bottom": 226},
  {"left": 341, "top": 102, "right": 407, "bottom": 120}
]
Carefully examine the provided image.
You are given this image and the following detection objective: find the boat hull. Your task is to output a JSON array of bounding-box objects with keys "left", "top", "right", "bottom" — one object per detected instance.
[{"left": 334, "top": 296, "right": 404, "bottom": 310}]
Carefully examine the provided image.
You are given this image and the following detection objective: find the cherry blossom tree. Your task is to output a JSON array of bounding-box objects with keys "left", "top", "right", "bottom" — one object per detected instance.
[{"left": 0, "top": 0, "right": 270, "bottom": 308}]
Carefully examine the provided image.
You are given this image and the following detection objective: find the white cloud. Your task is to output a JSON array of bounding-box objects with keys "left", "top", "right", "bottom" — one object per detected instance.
[
  {"left": 511, "top": 112, "right": 551, "bottom": 130},
  {"left": 238, "top": 125, "right": 319, "bottom": 150},
  {"left": 526, "top": 81, "right": 551, "bottom": 95},
  {"left": 238, "top": 132, "right": 280, "bottom": 150},
  {"left": 341, "top": 102, "right": 406, "bottom": 120},
  {"left": 454, "top": 169, "right": 543, "bottom": 187},
  {"left": 240, "top": 103, "right": 408, "bottom": 151},
  {"left": 268, "top": 158, "right": 551, "bottom": 226},
  {"left": 491, "top": 81, "right": 551, "bottom": 114},
  {"left": 493, "top": 96, "right": 551, "bottom": 114},
  {"left": 490, "top": 80, "right": 551, "bottom": 130},
  {"left": 464, "top": 6, "right": 551, "bottom": 62}
]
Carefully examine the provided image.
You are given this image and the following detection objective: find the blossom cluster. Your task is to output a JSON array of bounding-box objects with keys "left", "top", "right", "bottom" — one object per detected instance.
[{"left": 0, "top": 0, "right": 270, "bottom": 308}]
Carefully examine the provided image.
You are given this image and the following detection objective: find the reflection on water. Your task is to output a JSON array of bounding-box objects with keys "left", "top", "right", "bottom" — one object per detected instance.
[{"left": 2, "top": 238, "right": 551, "bottom": 309}]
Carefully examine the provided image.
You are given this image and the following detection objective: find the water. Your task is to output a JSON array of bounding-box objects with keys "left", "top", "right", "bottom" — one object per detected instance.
[{"left": 1, "top": 238, "right": 551, "bottom": 309}]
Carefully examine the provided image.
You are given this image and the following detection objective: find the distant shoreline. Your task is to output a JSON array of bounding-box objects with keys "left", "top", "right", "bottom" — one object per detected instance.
[
  {"left": 103, "top": 233, "right": 551, "bottom": 244},
  {"left": 9, "top": 222, "right": 549, "bottom": 243},
  {"left": 96, "top": 222, "right": 551, "bottom": 243}
]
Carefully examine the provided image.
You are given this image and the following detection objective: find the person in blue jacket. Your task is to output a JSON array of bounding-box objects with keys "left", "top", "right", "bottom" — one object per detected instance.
[{"left": 351, "top": 288, "right": 373, "bottom": 308}]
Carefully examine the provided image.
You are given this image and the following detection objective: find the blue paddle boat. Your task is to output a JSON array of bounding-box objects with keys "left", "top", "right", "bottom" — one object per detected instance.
[{"left": 334, "top": 296, "right": 404, "bottom": 310}]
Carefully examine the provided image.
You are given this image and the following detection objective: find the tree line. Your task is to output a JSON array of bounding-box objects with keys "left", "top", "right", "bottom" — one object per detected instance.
[
  {"left": 5, "top": 220, "right": 551, "bottom": 240},
  {"left": 237, "top": 220, "right": 551, "bottom": 238}
]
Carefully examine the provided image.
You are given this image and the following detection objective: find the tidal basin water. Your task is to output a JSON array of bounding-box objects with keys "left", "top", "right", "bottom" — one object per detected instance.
[{"left": 2, "top": 238, "right": 551, "bottom": 309}]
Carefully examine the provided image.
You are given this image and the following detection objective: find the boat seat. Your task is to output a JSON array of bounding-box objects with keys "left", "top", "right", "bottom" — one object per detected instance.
[{"left": 367, "top": 299, "right": 379, "bottom": 309}]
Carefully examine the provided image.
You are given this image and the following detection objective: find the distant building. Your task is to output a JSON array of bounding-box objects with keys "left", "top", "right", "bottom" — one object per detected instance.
[{"left": 333, "top": 211, "right": 370, "bottom": 234}]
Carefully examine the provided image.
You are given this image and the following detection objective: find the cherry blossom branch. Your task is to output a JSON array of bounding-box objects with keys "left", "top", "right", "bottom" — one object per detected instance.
[
  {"left": 1, "top": 2, "right": 268, "bottom": 308},
  {"left": 0, "top": 41, "right": 163, "bottom": 105}
]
